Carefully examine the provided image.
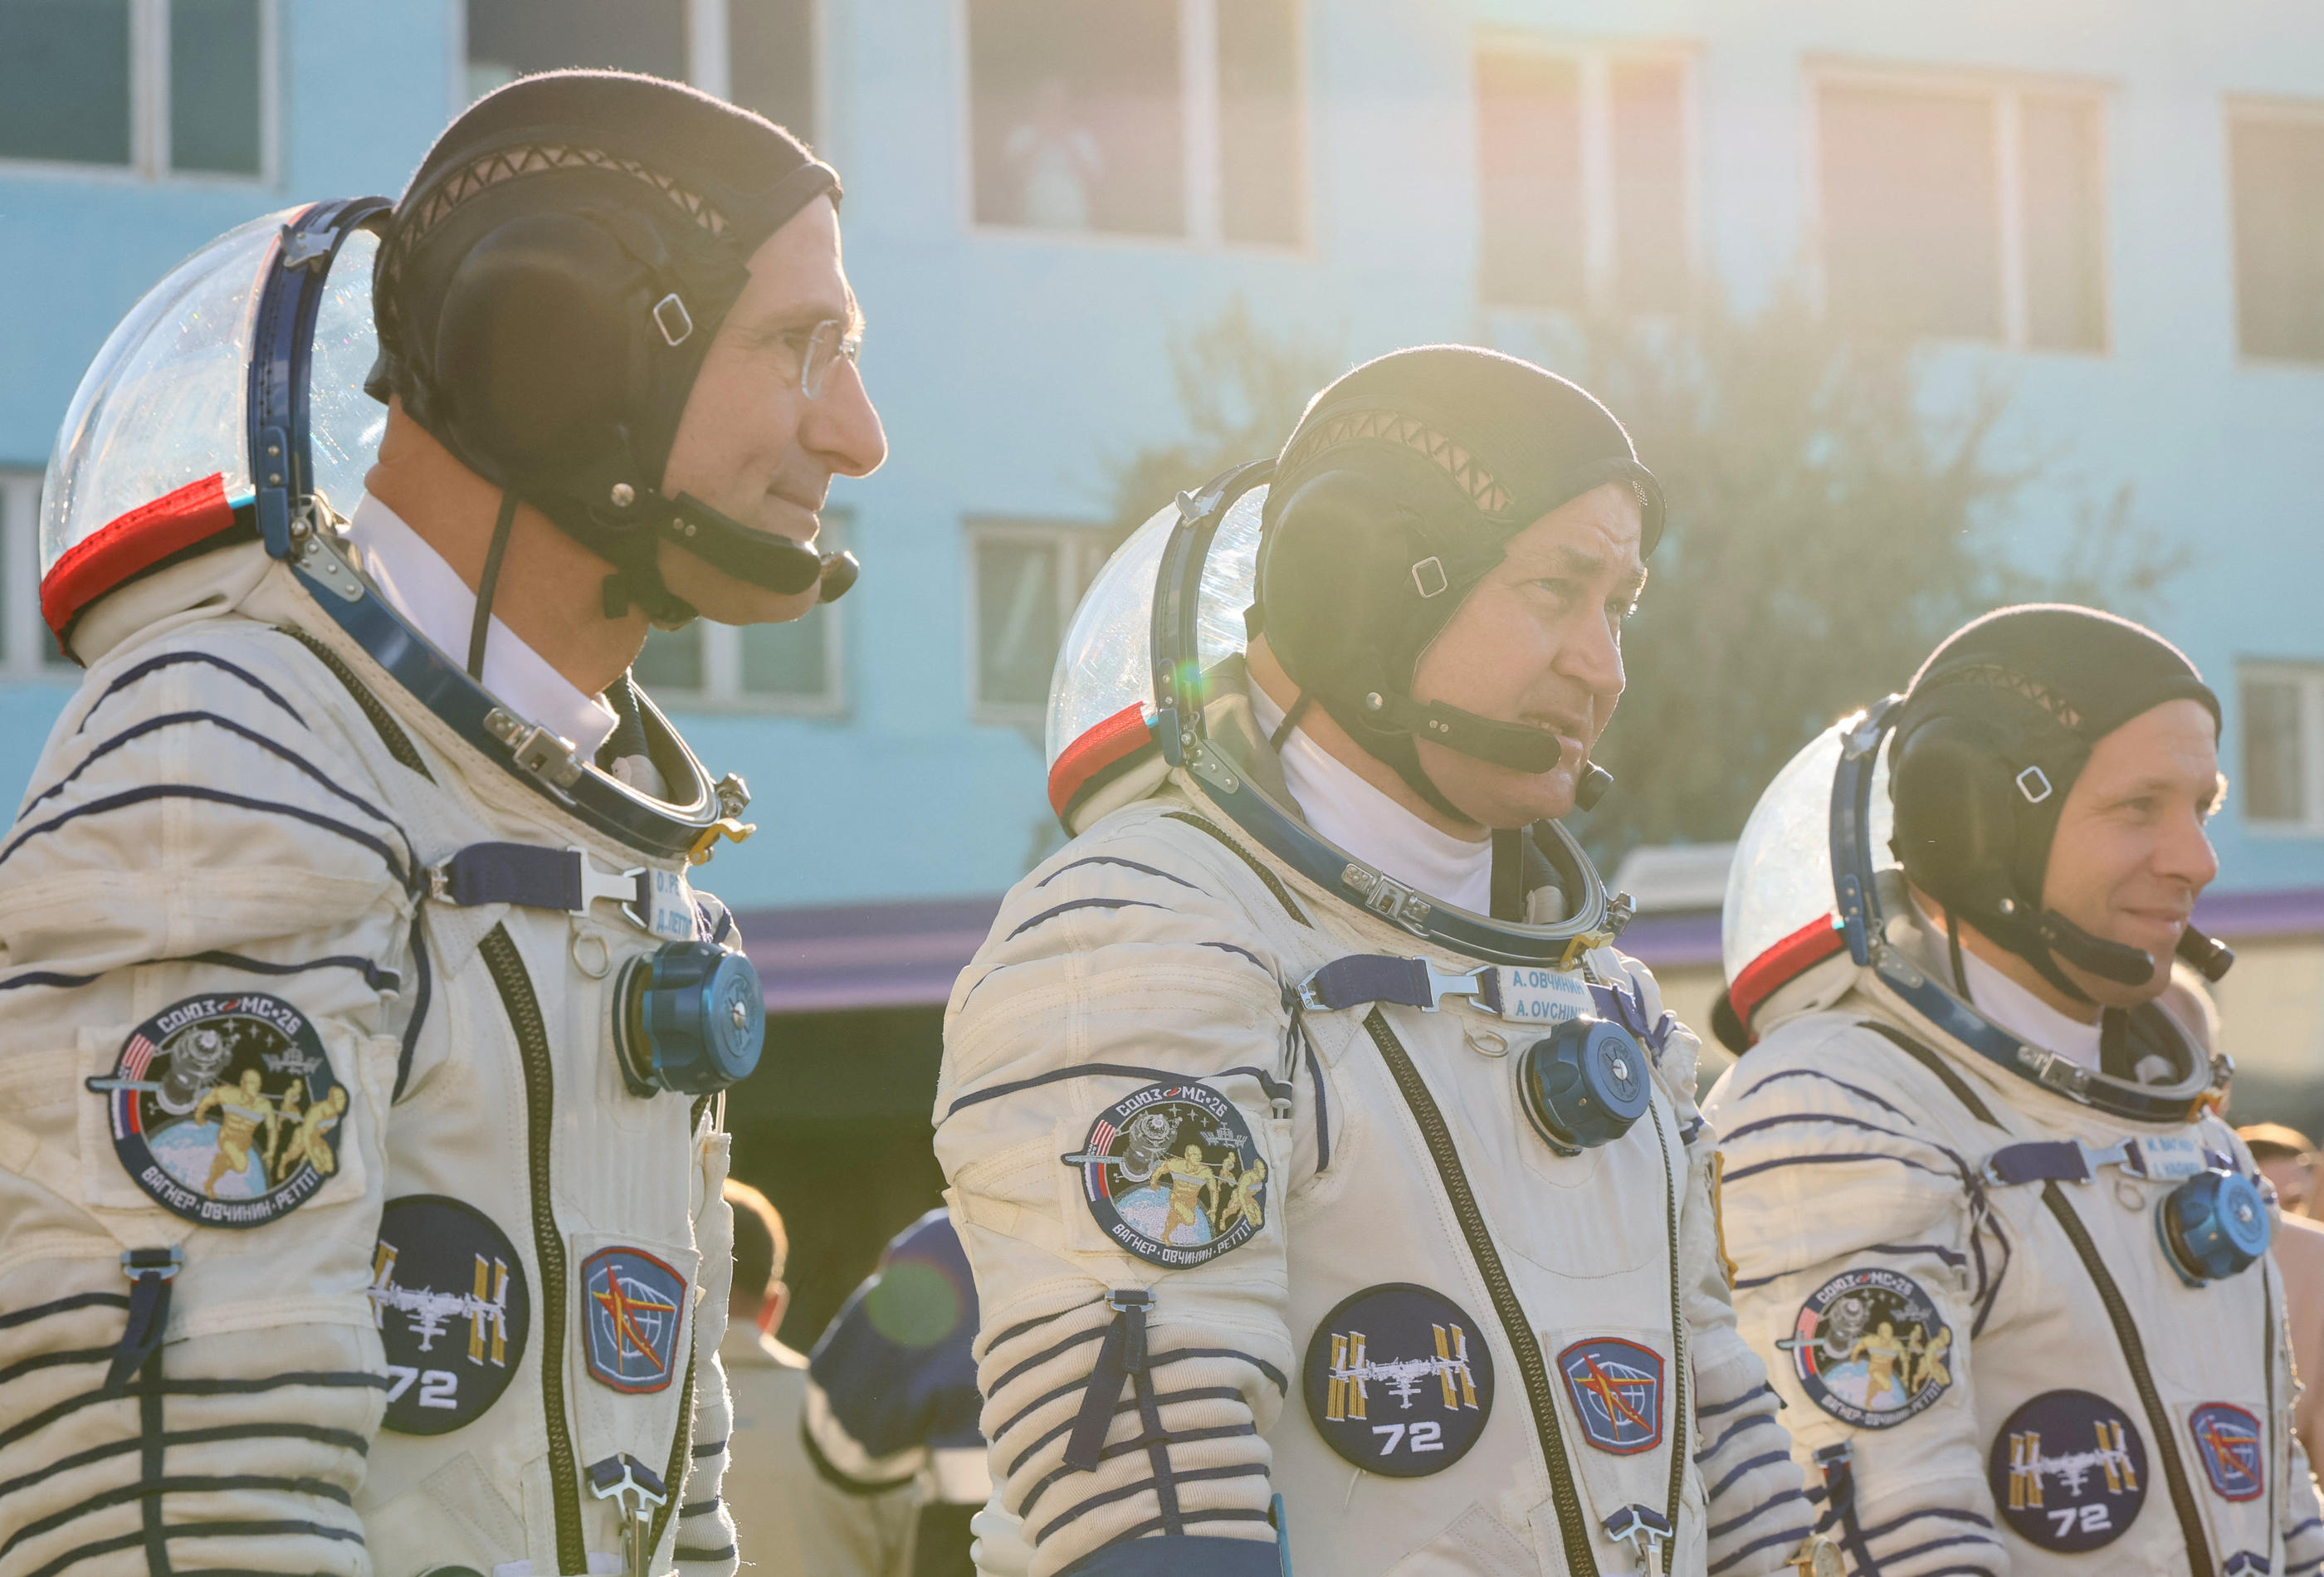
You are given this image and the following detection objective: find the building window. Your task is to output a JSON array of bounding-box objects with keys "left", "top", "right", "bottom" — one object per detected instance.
[
  {"left": 466, "top": 0, "right": 817, "bottom": 137},
  {"left": 965, "top": 0, "right": 1306, "bottom": 247},
  {"left": 968, "top": 520, "right": 1111, "bottom": 723},
  {"left": 1, "top": 471, "right": 74, "bottom": 676},
  {"left": 2229, "top": 101, "right": 2324, "bottom": 363},
  {"left": 1814, "top": 71, "right": 2107, "bottom": 351},
  {"left": 631, "top": 515, "right": 850, "bottom": 715},
  {"left": 0, "top": 0, "right": 271, "bottom": 179},
  {"left": 1475, "top": 40, "right": 1693, "bottom": 314},
  {"left": 2242, "top": 664, "right": 2324, "bottom": 832}
]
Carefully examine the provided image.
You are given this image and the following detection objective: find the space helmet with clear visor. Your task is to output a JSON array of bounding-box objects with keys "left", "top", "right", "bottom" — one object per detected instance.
[
  {"left": 1721, "top": 699, "right": 2224, "bottom": 1123},
  {"left": 1043, "top": 461, "right": 1624, "bottom": 966},
  {"left": 37, "top": 198, "right": 752, "bottom": 865}
]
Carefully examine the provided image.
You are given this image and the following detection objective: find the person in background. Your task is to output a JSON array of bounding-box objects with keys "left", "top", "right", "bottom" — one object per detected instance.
[
  {"left": 2239, "top": 1125, "right": 2324, "bottom": 1478},
  {"left": 723, "top": 1179, "right": 906, "bottom": 1575},
  {"left": 803, "top": 1208, "right": 989, "bottom": 1577},
  {"left": 2243, "top": 1123, "right": 2317, "bottom": 1217}
]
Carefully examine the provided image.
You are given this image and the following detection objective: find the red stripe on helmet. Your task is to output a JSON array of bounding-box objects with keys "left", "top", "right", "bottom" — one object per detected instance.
[
  {"left": 41, "top": 472, "right": 239, "bottom": 650},
  {"left": 1047, "top": 703, "right": 1156, "bottom": 821},
  {"left": 1728, "top": 915, "right": 1848, "bottom": 1035}
]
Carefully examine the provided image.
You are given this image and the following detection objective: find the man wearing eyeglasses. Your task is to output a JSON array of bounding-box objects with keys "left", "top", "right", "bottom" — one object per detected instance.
[{"left": 0, "top": 69, "right": 881, "bottom": 1577}]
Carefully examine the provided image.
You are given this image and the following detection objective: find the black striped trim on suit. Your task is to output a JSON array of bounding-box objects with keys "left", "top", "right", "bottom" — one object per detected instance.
[
  {"left": 0, "top": 1371, "right": 390, "bottom": 1452},
  {"left": 0, "top": 786, "right": 413, "bottom": 890},
  {"left": 994, "top": 1349, "right": 1289, "bottom": 1443},
  {"left": 23, "top": 1518, "right": 361, "bottom": 1577},
  {"left": 76, "top": 653, "right": 304, "bottom": 735},
  {"left": 0, "top": 1422, "right": 369, "bottom": 1506},
  {"left": 30, "top": 711, "right": 403, "bottom": 832},
  {"left": 947, "top": 1064, "right": 1294, "bottom": 1120}
]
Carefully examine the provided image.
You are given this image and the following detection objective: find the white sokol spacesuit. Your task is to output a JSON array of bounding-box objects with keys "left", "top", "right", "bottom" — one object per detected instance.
[
  {"left": 0, "top": 77, "right": 842, "bottom": 1576},
  {"left": 933, "top": 377, "right": 1811, "bottom": 1577},
  {"left": 1706, "top": 637, "right": 2324, "bottom": 1577}
]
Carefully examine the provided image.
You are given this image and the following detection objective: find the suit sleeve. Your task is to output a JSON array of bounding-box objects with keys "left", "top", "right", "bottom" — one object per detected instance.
[
  {"left": 1609, "top": 955, "right": 1813, "bottom": 1577},
  {"left": 933, "top": 818, "right": 1296, "bottom": 1577},
  {"left": 1706, "top": 1023, "right": 2013, "bottom": 1577},
  {"left": 0, "top": 632, "right": 417, "bottom": 1575}
]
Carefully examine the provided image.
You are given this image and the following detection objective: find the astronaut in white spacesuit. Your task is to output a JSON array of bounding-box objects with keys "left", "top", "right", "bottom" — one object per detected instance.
[
  {"left": 0, "top": 71, "right": 881, "bottom": 1577},
  {"left": 1707, "top": 605, "right": 2324, "bottom": 1577},
  {"left": 935, "top": 347, "right": 1822, "bottom": 1577}
]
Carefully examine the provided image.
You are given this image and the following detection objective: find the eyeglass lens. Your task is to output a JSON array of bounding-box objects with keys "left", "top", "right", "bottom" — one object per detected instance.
[{"left": 801, "top": 319, "right": 862, "bottom": 400}]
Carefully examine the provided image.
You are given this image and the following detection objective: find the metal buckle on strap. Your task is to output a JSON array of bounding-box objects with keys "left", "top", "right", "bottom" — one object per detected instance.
[
  {"left": 570, "top": 847, "right": 652, "bottom": 930},
  {"left": 1294, "top": 956, "right": 1492, "bottom": 1013},
  {"left": 586, "top": 1454, "right": 667, "bottom": 1577},
  {"left": 1604, "top": 1505, "right": 1673, "bottom": 1577}
]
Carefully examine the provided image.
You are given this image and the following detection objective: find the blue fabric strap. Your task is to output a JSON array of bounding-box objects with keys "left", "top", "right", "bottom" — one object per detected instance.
[
  {"left": 1065, "top": 1291, "right": 1152, "bottom": 1472},
  {"left": 1815, "top": 1441, "right": 1882, "bottom": 1577},
  {"left": 438, "top": 842, "right": 586, "bottom": 910},
  {"left": 105, "top": 1247, "right": 183, "bottom": 1393},
  {"left": 1299, "top": 954, "right": 1502, "bottom": 1014},
  {"left": 1986, "top": 1140, "right": 2100, "bottom": 1186},
  {"left": 1301, "top": 955, "right": 1435, "bottom": 1012}
]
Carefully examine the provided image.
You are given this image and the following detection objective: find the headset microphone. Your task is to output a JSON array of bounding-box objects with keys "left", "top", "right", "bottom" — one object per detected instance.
[
  {"left": 2175, "top": 926, "right": 2235, "bottom": 983},
  {"left": 2032, "top": 911, "right": 2157, "bottom": 987}
]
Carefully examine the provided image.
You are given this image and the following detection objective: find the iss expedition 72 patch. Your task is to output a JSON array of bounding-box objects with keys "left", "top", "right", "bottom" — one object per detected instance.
[
  {"left": 369, "top": 1196, "right": 530, "bottom": 1435},
  {"left": 1302, "top": 1284, "right": 1494, "bottom": 1476},
  {"left": 1990, "top": 1389, "right": 2147, "bottom": 1553},
  {"left": 1062, "top": 1081, "right": 1267, "bottom": 1270},
  {"left": 1782, "top": 1267, "right": 1955, "bottom": 1429},
  {"left": 88, "top": 993, "right": 348, "bottom": 1228}
]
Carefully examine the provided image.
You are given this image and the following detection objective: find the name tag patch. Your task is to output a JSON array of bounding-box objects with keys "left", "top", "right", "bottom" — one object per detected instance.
[
  {"left": 1782, "top": 1268, "right": 1954, "bottom": 1429},
  {"left": 86, "top": 993, "right": 347, "bottom": 1228},
  {"left": 1557, "top": 1337, "right": 1665, "bottom": 1454},
  {"left": 369, "top": 1195, "right": 530, "bottom": 1434},
  {"left": 1990, "top": 1389, "right": 2146, "bottom": 1553},
  {"left": 1302, "top": 1283, "right": 1493, "bottom": 1476},
  {"left": 1062, "top": 1081, "right": 1267, "bottom": 1270},
  {"left": 580, "top": 1247, "right": 689, "bottom": 1394},
  {"left": 642, "top": 867, "right": 696, "bottom": 941},
  {"left": 1495, "top": 966, "right": 1597, "bottom": 1025},
  {"left": 2189, "top": 1403, "right": 2264, "bottom": 1501}
]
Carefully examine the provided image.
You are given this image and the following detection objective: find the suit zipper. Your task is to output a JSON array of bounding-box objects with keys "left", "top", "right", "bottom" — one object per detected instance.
[
  {"left": 1651, "top": 1101, "right": 1688, "bottom": 1531},
  {"left": 1363, "top": 1009, "right": 1598, "bottom": 1575},
  {"left": 481, "top": 923, "right": 587, "bottom": 1573}
]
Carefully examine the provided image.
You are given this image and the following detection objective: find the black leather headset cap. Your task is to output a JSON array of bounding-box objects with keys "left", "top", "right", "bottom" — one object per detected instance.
[
  {"left": 1252, "top": 344, "right": 1662, "bottom": 815},
  {"left": 1890, "top": 603, "right": 2220, "bottom": 994},
  {"left": 371, "top": 70, "right": 838, "bottom": 618}
]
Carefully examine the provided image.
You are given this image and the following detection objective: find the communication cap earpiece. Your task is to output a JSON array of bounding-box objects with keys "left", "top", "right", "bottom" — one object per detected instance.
[{"left": 373, "top": 69, "right": 852, "bottom": 625}]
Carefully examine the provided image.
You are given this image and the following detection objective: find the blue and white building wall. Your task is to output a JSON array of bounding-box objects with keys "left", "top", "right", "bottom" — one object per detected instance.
[{"left": 2, "top": 0, "right": 2322, "bottom": 1115}]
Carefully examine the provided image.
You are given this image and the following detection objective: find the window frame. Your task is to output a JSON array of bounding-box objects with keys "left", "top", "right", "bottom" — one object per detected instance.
[
  {"left": 0, "top": 0, "right": 279, "bottom": 186},
  {"left": 1803, "top": 58, "right": 2113, "bottom": 356},
  {"left": 631, "top": 513, "right": 852, "bottom": 718},
  {"left": 1471, "top": 28, "right": 1705, "bottom": 318},
  {"left": 2223, "top": 94, "right": 2324, "bottom": 369},
  {"left": 2239, "top": 661, "right": 2324, "bottom": 837},
  {"left": 951, "top": 0, "right": 1313, "bottom": 254},
  {"left": 0, "top": 468, "right": 73, "bottom": 678},
  {"left": 964, "top": 517, "right": 1111, "bottom": 728},
  {"left": 450, "top": 0, "right": 828, "bottom": 149}
]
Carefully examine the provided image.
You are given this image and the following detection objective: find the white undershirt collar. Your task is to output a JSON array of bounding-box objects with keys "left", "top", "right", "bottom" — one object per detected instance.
[
  {"left": 1249, "top": 683, "right": 1493, "bottom": 915},
  {"left": 349, "top": 493, "right": 618, "bottom": 759},
  {"left": 1926, "top": 909, "right": 2104, "bottom": 1072}
]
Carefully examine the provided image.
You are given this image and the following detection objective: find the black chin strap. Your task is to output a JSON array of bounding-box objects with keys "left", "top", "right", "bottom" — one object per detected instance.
[
  {"left": 467, "top": 489, "right": 520, "bottom": 679},
  {"left": 1358, "top": 687, "right": 1562, "bottom": 773}
]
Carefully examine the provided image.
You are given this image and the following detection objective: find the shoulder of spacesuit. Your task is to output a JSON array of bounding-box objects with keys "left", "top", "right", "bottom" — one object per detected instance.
[
  {"left": 1706, "top": 1013, "right": 1990, "bottom": 1268},
  {"left": 942, "top": 794, "right": 1304, "bottom": 1087}
]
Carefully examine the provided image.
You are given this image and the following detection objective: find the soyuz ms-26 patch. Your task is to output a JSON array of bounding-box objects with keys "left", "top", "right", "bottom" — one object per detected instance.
[
  {"left": 89, "top": 993, "right": 347, "bottom": 1228},
  {"left": 1782, "top": 1267, "right": 1954, "bottom": 1428},
  {"left": 1063, "top": 1081, "right": 1267, "bottom": 1269}
]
